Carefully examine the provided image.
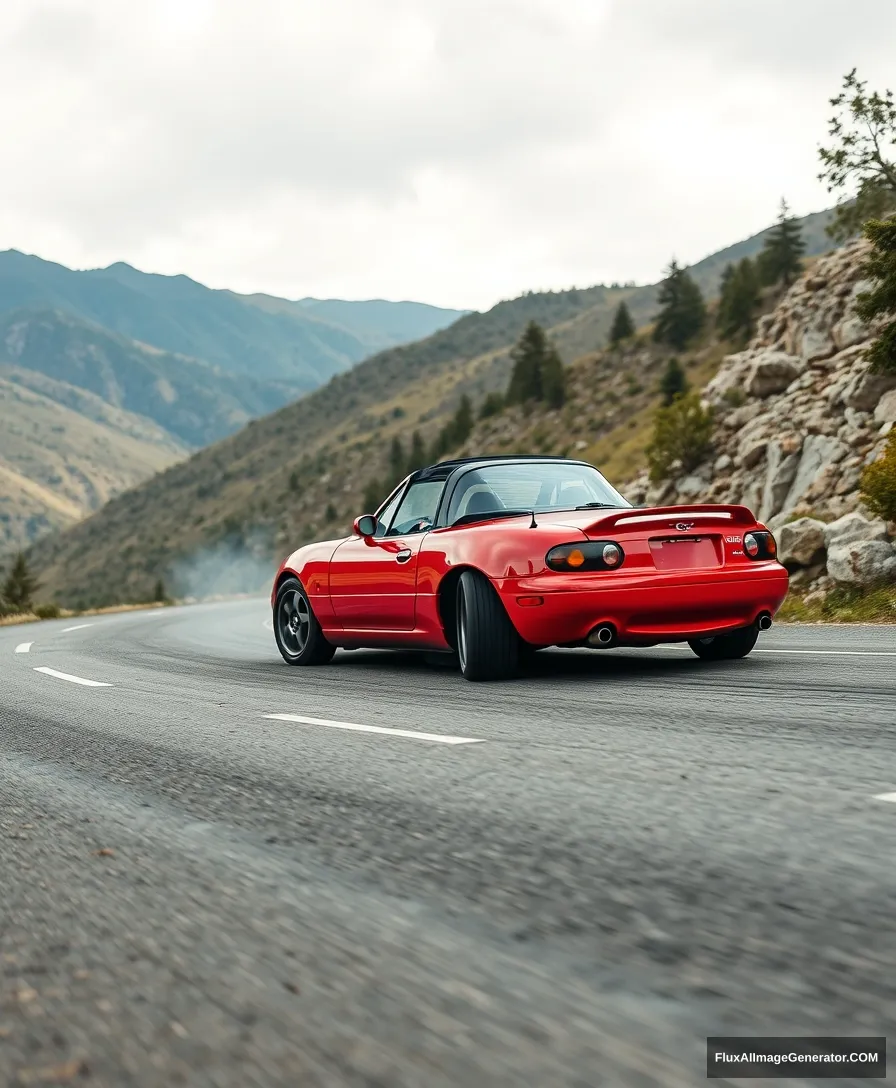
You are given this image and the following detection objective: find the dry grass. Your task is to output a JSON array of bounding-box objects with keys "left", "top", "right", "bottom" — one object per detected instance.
[
  {"left": 777, "top": 583, "right": 896, "bottom": 624},
  {"left": 0, "top": 601, "right": 171, "bottom": 628}
]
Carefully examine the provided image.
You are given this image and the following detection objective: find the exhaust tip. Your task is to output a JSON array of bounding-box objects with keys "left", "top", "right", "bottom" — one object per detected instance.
[
  {"left": 757, "top": 612, "right": 772, "bottom": 631},
  {"left": 587, "top": 623, "right": 616, "bottom": 648}
]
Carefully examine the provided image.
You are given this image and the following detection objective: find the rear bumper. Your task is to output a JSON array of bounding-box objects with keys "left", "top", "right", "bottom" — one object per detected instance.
[{"left": 497, "top": 564, "right": 789, "bottom": 645}]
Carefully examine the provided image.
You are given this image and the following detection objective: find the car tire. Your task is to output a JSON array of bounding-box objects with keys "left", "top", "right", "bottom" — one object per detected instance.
[
  {"left": 273, "top": 577, "right": 336, "bottom": 666},
  {"left": 687, "top": 625, "right": 759, "bottom": 661},
  {"left": 456, "top": 570, "right": 520, "bottom": 681}
]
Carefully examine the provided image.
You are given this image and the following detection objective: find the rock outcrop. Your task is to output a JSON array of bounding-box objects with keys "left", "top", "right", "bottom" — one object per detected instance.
[{"left": 626, "top": 239, "right": 896, "bottom": 590}]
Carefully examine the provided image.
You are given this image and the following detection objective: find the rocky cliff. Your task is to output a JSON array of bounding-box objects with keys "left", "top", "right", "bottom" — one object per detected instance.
[{"left": 627, "top": 239, "right": 896, "bottom": 596}]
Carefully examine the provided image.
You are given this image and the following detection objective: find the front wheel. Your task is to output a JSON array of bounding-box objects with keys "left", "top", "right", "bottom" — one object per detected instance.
[
  {"left": 456, "top": 570, "right": 520, "bottom": 681},
  {"left": 274, "top": 577, "right": 336, "bottom": 666},
  {"left": 687, "top": 625, "right": 759, "bottom": 661}
]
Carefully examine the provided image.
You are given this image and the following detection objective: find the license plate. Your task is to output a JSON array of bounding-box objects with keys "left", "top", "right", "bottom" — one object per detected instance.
[{"left": 649, "top": 536, "right": 721, "bottom": 570}]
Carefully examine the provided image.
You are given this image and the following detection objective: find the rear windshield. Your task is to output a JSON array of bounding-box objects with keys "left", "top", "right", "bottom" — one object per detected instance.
[{"left": 445, "top": 462, "right": 630, "bottom": 524}]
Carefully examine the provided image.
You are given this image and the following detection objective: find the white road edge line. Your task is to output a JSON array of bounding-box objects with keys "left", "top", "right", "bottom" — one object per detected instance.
[
  {"left": 646, "top": 646, "right": 896, "bottom": 657},
  {"left": 15, "top": 642, "right": 33, "bottom": 654},
  {"left": 264, "top": 713, "right": 483, "bottom": 746},
  {"left": 33, "top": 666, "right": 112, "bottom": 688},
  {"left": 62, "top": 623, "right": 94, "bottom": 633},
  {"left": 755, "top": 649, "right": 896, "bottom": 657},
  {"left": 873, "top": 792, "right": 896, "bottom": 803}
]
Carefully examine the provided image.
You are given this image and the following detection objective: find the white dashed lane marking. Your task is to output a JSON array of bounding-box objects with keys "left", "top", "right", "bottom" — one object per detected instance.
[
  {"left": 34, "top": 667, "right": 112, "bottom": 688},
  {"left": 264, "top": 713, "right": 484, "bottom": 746},
  {"left": 15, "top": 642, "right": 33, "bottom": 654},
  {"left": 873, "top": 792, "right": 896, "bottom": 804},
  {"left": 62, "top": 623, "right": 94, "bottom": 633}
]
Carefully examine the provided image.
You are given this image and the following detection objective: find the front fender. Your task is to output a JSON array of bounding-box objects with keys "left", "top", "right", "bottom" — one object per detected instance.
[{"left": 270, "top": 537, "right": 346, "bottom": 607}]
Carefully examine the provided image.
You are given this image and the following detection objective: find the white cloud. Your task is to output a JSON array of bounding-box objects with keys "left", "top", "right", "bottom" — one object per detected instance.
[{"left": 0, "top": 0, "right": 893, "bottom": 310}]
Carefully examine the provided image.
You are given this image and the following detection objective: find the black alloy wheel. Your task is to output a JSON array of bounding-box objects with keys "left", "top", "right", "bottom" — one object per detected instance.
[
  {"left": 687, "top": 625, "right": 759, "bottom": 661},
  {"left": 273, "top": 577, "right": 336, "bottom": 666}
]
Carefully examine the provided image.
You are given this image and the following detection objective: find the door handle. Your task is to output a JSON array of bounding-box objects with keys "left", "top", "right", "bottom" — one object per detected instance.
[{"left": 395, "top": 549, "right": 413, "bottom": 563}]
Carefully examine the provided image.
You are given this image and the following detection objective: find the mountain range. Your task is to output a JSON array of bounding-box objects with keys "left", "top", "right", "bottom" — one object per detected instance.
[
  {"left": 0, "top": 251, "right": 466, "bottom": 550},
  {"left": 18, "top": 204, "right": 845, "bottom": 607}
]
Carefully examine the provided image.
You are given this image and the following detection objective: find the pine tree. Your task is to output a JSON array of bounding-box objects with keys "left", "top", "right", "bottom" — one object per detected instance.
[
  {"left": 818, "top": 69, "right": 896, "bottom": 242},
  {"left": 153, "top": 578, "right": 167, "bottom": 604},
  {"left": 2, "top": 553, "right": 38, "bottom": 614},
  {"left": 718, "top": 257, "right": 761, "bottom": 339},
  {"left": 659, "top": 357, "right": 688, "bottom": 405},
  {"left": 506, "top": 321, "right": 547, "bottom": 404},
  {"left": 609, "top": 301, "right": 635, "bottom": 345},
  {"left": 388, "top": 436, "right": 406, "bottom": 482},
  {"left": 362, "top": 480, "right": 382, "bottom": 514},
  {"left": 855, "top": 215, "right": 896, "bottom": 374},
  {"left": 478, "top": 392, "right": 504, "bottom": 420},
  {"left": 408, "top": 430, "right": 427, "bottom": 471},
  {"left": 760, "top": 199, "right": 806, "bottom": 286},
  {"left": 652, "top": 261, "right": 706, "bottom": 350},
  {"left": 452, "top": 394, "right": 474, "bottom": 445},
  {"left": 505, "top": 321, "right": 566, "bottom": 408},
  {"left": 541, "top": 347, "right": 567, "bottom": 408}
]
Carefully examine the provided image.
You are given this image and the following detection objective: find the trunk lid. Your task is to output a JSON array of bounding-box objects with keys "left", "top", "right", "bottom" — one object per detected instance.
[{"left": 536, "top": 504, "right": 762, "bottom": 573}]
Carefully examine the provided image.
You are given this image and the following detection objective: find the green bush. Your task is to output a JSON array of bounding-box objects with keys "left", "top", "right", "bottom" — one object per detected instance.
[
  {"left": 860, "top": 428, "right": 896, "bottom": 521},
  {"left": 34, "top": 603, "right": 61, "bottom": 619},
  {"left": 646, "top": 392, "right": 714, "bottom": 483},
  {"left": 722, "top": 387, "right": 747, "bottom": 408}
]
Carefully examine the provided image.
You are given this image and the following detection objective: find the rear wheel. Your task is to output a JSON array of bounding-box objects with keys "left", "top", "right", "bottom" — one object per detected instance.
[
  {"left": 687, "top": 625, "right": 758, "bottom": 661},
  {"left": 274, "top": 577, "right": 336, "bottom": 666},
  {"left": 456, "top": 570, "right": 520, "bottom": 681}
]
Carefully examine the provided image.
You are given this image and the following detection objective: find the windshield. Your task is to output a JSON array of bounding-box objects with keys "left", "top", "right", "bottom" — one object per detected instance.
[{"left": 445, "top": 462, "right": 630, "bottom": 524}]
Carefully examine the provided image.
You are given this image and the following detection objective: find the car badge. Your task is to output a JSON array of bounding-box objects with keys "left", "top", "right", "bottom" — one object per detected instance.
[{"left": 674, "top": 521, "right": 694, "bottom": 531}]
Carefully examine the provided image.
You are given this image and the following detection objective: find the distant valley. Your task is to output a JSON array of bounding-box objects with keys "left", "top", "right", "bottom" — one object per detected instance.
[{"left": 0, "top": 250, "right": 466, "bottom": 550}]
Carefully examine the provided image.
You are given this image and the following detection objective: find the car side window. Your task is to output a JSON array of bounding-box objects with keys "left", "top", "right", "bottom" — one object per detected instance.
[
  {"left": 386, "top": 481, "right": 444, "bottom": 535},
  {"left": 373, "top": 489, "right": 404, "bottom": 538}
]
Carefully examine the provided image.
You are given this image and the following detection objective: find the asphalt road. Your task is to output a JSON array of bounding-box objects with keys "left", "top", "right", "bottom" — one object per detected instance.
[{"left": 1, "top": 601, "right": 894, "bottom": 1088}]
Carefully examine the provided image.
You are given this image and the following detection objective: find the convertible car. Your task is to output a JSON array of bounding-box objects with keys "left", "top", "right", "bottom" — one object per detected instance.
[{"left": 271, "top": 455, "right": 789, "bottom": 680}]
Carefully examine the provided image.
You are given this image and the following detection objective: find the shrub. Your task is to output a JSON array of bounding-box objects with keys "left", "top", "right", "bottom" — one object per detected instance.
[
  {"left": 479, "top": 392, "right": 504, "bottom": 420},
  {"left": 646, "top": 392, "right": 714, "bottom": 483},
  {"left": 860, "top": 429, "right": 896, "bottom": 522},
  {"left": 722, "top": 387, "right": 747, "bottom": 408},
  {"left": 34, "top": 603, "right": 61, "bottom": 620}
]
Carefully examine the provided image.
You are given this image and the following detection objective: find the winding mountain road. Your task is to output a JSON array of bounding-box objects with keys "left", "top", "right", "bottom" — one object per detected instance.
[{"left": 2, "top": 601, "right": 894, "bottom": 1087}]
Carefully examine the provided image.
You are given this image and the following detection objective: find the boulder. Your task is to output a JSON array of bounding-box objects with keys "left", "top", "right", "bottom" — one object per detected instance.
[
  {"left": 781, "top": 434, "right": 850, "bottom": 512},
  {"left": 824, "top": 511, "right": 889, "bottom": 549},
  {"left": 777, "top": 517, "right": 827, "bottom": 570},
  {"left": 801, "top": 322, "right": 836, "bottom": 365},
  {"left": 758, "top": 441, "right": 802, "bottom": 522},
  {"left": 714, "top": 453, "right": 733, "bottom": 474},
  {"left": 831, "top": 314, "right": 869, "bottom": 351},
  {"left": 746, "top": 352, "right": 803, "bottom": 397},
  {"left": 827, "top": 540, "right": 896, "bottom": 585},
  {"left": 739, "top": 436, "right": 768, "bottom": 469},
  {"left": 874, "top": 389, "right": 896, "bottom": 424},
  {"left": 842, "top": 370, "right": 896, "bottom": 413},
  {"left": 676, "top": 474, "right": 707, "bottom": 499}
]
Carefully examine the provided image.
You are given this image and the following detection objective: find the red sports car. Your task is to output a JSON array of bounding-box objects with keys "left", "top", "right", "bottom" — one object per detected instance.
[{"left": 271, "top": 455, "right": 789, "bottom": 680}]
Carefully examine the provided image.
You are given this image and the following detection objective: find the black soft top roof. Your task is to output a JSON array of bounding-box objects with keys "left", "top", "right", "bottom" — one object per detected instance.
[{"left": 413, "top": 454, "right": 582, "bottom": 482}]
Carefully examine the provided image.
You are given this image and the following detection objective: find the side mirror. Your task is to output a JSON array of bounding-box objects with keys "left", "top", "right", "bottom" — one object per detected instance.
[{"left": 354, "top": 514, "right": 378, "bottom": 538}]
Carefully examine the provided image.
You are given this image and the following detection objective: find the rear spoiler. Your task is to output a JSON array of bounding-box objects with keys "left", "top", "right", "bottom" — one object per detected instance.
[{"left": 585, "top": 504, "right": 758, "bottom": 535}]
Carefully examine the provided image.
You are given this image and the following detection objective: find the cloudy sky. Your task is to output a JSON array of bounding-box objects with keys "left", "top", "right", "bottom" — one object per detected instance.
[{"left": 0, "top": 0, "right": 894, "bottom": 311}]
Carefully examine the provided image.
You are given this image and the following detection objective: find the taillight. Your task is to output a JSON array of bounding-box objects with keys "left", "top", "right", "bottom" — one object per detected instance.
[
  {"left": 742, "top": 531, "right": 777, "bottom": 560},
  {"left": 546, "top": 540, "right": 625, "bottom": 572}
]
